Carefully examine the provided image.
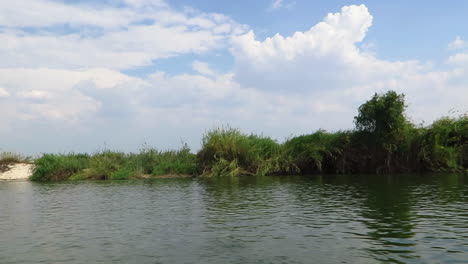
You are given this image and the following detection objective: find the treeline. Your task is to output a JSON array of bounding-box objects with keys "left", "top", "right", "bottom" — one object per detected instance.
[{"left": 26, "top": 91, "right": 467, "bottom": 181}]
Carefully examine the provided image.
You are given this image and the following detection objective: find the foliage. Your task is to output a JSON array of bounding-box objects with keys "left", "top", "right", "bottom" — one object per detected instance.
[
  {"left": 150, "top": 146, "right": 197, "bottom": 176},
  {"left": 85, "top": 151, "right": 127, "bottom": 180},
  {"left": 31, "top": 153, "right": 90, "bottom": 181},
  {"left": 283, "top": 130, "right": 351, "bottom": 174},
  {"left": 353, "top": 91, "right": 413, "bottom": 173},
  {"left": 30, "top": 145, "right": 197, "bottom": 181},
  {"left": 197, "top": 127, "right": 286, "bottom": 177},
  {"left": 354, "top": 91, "right": 408, "bottom": 145},
  {"left": 416, "top": 115, "right": 468, "bottom": 171}
]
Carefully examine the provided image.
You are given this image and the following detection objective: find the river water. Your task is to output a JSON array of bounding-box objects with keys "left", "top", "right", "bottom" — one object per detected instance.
[{"left": 1, "top": 174, "right": 467, "bottom": 263}]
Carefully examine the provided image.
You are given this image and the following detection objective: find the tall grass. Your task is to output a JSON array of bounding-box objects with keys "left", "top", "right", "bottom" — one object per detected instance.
[
  {"left": 282, "top": 130, "right": 351, "bottom": 174},
  {"left": 196, "top": 115, "right": 467, "bottom": 177},
  {"left": 197, "top": 127, "right": 294, "bottom": 177},
  {"left": 31, "top": 153, "right": 90, "bottom": 181},
  {"left": 416, "top": 115, "right": 468, "bottom": 172},
  {"left": 30, "top": 145, "right": 197, "bottom": 181},
  {"left": 134, "top": 144, "right": 197, "bottom": 176}
]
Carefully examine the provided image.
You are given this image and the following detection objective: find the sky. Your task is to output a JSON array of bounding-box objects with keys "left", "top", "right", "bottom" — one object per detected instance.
[{"left": 1, "top": 0, "right": 468, "bottom": 154}]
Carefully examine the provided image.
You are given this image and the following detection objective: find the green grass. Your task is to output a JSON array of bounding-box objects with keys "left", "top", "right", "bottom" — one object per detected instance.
[
  {"left": 30, "top": 145, "right": 197, "bottom": 181},
  {"left": 132, "top": 145, "right": 197, "bottom": 177},
  {"left": 30, "top": 153, "right": 90, "bottom": 181},
  {"left": 197, "top": 127, "right": 289, "bottom": 177},
  {"left": 416, "top": 115, "right": 468, "bottom": 172}
]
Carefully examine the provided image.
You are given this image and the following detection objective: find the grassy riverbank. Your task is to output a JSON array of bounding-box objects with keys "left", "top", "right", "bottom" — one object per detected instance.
[
  {"left": 2, "top": 90, "right": 467, "bottom": 181},
  {"left": 29, "top": 146, "right": 197, "bottom": 181}
]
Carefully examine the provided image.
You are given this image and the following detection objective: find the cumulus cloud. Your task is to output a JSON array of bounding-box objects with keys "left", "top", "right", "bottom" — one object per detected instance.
[
  {"left": 231, "top": 5, "right": 380, "bottom": 91},
  {"left": 231, "top": 4, "right": 467, "bottom": 123}
]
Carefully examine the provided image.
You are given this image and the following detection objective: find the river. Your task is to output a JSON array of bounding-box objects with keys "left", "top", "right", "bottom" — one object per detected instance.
[{"left": 1, "top": 174, "right": 467, "bottom": 263}]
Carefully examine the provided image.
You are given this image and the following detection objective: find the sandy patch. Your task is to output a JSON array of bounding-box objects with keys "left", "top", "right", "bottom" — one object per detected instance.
[{"left": 0, "top": 163, "right": 34, "bottom": 180}]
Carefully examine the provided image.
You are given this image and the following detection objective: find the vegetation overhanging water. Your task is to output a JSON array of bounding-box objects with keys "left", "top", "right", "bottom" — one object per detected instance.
[{"left": 1, "top": 90, "right": 467, "bottom": 181}]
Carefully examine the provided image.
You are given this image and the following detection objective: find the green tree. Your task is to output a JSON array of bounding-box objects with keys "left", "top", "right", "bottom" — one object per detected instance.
[{"left": 354, "top": 91, "right": 410, "bottom": 172}]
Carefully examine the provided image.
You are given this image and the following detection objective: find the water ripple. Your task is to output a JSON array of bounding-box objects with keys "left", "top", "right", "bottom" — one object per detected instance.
[{"left": 0, "top": 174, "right": 467, "bottom": 263}]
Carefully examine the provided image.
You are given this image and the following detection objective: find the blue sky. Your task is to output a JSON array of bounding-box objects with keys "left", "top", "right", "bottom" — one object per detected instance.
[
  {"left": 0, "top": 0, "right": 467, "bottom": 154},
  {"left": 128, "top": 0, "right": 468, "bottom": 77},
  {"left": 169, "top": 0, "right": 468, "bottom": 61}
]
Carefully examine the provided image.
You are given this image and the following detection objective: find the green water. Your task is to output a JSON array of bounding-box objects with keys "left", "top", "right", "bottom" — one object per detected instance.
[{"left": 1, "top": 174, "right": 468, "bottom": 263}]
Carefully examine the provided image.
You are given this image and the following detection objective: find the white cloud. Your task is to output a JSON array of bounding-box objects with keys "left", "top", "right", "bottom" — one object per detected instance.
[
  {"left": 0, "top": 3, "right": 467, "bottom": 154},
  {"left": 192, "top": 61, "right": 216, "bottom": 76},
  {"left": 449, "top": 36, "right": 466, "bottom": 50},
  {"left": 231, "top": 4, "right": 383, "bottom": 91},
  {"left": 448, "top": 53, "right": 468, "bottom": 65},
  {"left": 231, "top": 4, "right": 468, "bottom": 124},
  {"left": 271, "top": 0, "right": 284, "bottom": 9},
  {"left": 18, "top": 90, "right": 52, "bottom": 100},
  {"left": 0, "top": 26, "right": 227, "bottom": 70},
  {"left": 0, "top": 0, "right": 247, "bottom": 70},
  {"left": 0, "top": 0, "right": 165, "bottom": 29},
  {"left": 269, "top": 0, "right": 295, "bottom": 10}
]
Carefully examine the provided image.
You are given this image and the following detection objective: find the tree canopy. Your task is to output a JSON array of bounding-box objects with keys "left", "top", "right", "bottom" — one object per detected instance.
[{"left": 354, "top": 90, "right": 408, "bottom": 147}]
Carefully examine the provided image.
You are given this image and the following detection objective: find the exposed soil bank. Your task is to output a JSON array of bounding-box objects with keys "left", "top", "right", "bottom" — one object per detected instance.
[{"left": 0, "top": 163, "right": 33, "bottom": 180}]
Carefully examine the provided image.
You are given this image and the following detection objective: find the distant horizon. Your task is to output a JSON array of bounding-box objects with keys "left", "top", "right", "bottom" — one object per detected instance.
[{"left": 1, "top": 0, "right": 467, "bottom": 154}]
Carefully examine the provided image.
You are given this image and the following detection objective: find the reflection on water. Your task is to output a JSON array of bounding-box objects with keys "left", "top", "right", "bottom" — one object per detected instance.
[{"left": 1, "top": 174, "right": 467, "bottom": 263}]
